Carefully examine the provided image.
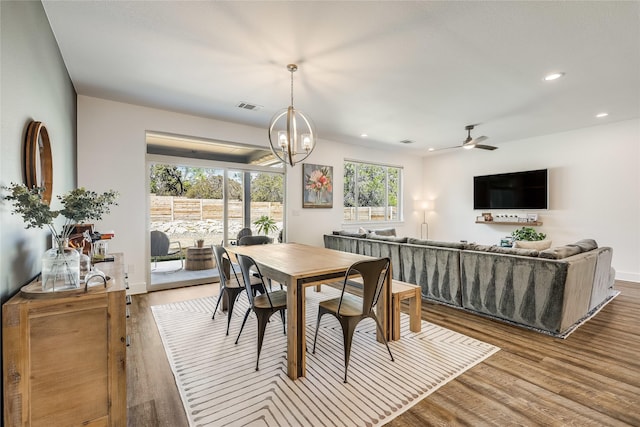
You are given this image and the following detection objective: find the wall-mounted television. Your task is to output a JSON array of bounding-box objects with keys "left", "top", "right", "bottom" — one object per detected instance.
[{"left": 474, "top": 169, "right": 548, "bottom": 210}]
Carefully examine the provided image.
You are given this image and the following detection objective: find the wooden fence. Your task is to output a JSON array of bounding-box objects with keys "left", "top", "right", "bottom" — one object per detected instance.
[
  {"left": 150, "top": 195, "right": 283, "bottom": 222},
  {"left": 342, "top": 207, "right": 397, "bottom": 222}
]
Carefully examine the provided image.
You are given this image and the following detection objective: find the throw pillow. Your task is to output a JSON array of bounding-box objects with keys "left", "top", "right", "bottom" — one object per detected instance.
[
  {"left": 572, "top": 239, "right": 598, "bottom": 252},
  {"left": 513, "top": 240, "right": 552, "bottom": 251},
  {"left": 371, "top": 227, "right": 396, "bottom": 236},
  {"left": 539, "top": 245, "right": 582, "bottom": 259}
]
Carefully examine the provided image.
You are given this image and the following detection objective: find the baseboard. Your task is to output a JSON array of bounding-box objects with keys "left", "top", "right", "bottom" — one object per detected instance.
[{"left": 616, "top": 271, "right": 640, "bottom": 283}]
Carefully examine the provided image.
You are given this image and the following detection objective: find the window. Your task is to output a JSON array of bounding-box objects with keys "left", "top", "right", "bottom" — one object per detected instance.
[{"left": 343, "top": 160, "right": 402, "bottom": 222}]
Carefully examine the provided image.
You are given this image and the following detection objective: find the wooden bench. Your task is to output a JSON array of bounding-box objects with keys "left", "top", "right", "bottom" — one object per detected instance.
[
  {"left": 390, "top": 280, "right": 421, "bottom": 340},
  {"left": 315, "top": 278, "right": 421, "bottom": 341}
]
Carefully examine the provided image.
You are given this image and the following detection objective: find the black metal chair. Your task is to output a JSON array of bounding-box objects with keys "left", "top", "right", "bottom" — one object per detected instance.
[
  {"left": 312, "top": 257, "right": 394, "bottom": 382},
  {"left": 238, "top": 235, "right": 273, "bottom": 246},
  {"left": 211, "top": 245, "right": 265, "bottom": 335},
  {"left": 234, "top": 253, "right": 287, "bottom": 371},
  {"left": 150, "top": 230, "right": 183, "bottom": 272}
]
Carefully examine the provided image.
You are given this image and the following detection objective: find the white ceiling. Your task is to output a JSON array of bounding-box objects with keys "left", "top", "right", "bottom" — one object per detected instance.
[{"left": 42, "top": 1, "right": 640, "bottom": 154}]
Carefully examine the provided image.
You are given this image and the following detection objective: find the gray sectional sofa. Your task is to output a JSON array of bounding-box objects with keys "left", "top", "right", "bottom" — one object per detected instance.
[{"left": 324, "top": 232, "right": 616, "bottom": 337}]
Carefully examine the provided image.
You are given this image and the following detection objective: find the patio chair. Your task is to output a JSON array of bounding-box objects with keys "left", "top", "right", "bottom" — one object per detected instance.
[
  {"left": 238, "top": 235, "right": 273, "bottom": 246},
  {"left": 150, "top": 230, "right": 183, "bottom": 272},
  {"left": 312, "top": 257, "right": 394, "bottom": 382}
]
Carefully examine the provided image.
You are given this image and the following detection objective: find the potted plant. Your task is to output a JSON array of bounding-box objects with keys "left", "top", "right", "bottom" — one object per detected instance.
[
  {"left": 511, "top": 226, "right": 551, "bottom": 250},
  {"left": 253, "top": 215, "right": 278, "bottom": 236},
  {"left": 4, "top": 183, "right": 118, "bottom": 291}
]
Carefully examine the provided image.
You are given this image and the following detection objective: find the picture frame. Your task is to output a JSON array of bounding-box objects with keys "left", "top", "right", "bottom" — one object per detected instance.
[{"left": 303, "top": 163, "right": 333, "bottom": 208}]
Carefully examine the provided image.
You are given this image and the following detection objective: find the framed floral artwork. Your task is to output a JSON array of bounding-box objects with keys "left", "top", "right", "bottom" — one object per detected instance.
[{"left": 303, "top": 163, "right": 333, "bottom": 208}]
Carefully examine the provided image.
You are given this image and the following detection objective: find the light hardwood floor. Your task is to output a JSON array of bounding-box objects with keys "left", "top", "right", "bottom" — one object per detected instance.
[{"left": 127, "top": 280, "right": 640, "bottom": 426}]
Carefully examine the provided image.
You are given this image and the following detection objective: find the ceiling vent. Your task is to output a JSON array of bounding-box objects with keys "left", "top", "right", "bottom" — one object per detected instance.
[
  {"left": 236, "top": 102, "right": 262, "bottom": 111},
  {"left": 399, "top": 139, "right": 414, "bottom": 144}
]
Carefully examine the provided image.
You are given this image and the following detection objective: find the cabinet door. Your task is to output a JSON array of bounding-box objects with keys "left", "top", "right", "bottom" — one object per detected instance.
[{"left": 29, "top": 303, "right": 110, "bottom": 426}]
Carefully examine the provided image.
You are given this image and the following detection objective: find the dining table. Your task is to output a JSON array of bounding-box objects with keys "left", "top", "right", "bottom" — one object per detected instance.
[{"left": 225, "top": 242, "right": 392, "bottom": 380}]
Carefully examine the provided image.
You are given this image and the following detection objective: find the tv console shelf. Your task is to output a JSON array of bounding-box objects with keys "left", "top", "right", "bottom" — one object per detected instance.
[{"left": 476, "top": 221, "right": 543, "bottom": 226}]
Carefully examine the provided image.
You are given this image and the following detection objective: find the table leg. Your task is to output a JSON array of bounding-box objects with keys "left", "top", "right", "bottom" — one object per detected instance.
[
  {"left": 409, "top": 288, "right": 421, "bottom": 333},
  {"left": 286, "top": 277, "right": 305, "bottom": 380}
]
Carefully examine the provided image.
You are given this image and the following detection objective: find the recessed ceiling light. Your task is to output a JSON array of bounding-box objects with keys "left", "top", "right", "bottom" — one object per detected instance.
[
  {"left": 596, "top": 112, "right": 609, "bottom": 118},
  {"left": 360, "top": 133, "right": 368, "bottom": 138},
  {"left": 544, "top": 72, "right": 565, "bottom": 81},
  {"left": 428, "top": 148, "right": 435, "bottom": 152}
]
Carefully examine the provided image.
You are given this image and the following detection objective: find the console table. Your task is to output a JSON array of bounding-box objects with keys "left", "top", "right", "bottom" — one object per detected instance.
[{"left": 2, "top": 253, "right": 127, "bottom": 426}]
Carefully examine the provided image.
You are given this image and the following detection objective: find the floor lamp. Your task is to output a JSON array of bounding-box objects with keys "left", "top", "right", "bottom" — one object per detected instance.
[{"left": 414, "top": 200, "right": 432, "bottom": 239}]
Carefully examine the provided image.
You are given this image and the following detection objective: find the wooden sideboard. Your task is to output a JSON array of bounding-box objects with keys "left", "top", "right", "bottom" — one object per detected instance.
[{"left": 3, "top": 253, "right": 127, "bottom": 426}]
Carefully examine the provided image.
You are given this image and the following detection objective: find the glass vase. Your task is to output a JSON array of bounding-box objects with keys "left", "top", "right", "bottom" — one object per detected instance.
[{"left": 41, "top": 246, "right": 80, "bottom": 292}]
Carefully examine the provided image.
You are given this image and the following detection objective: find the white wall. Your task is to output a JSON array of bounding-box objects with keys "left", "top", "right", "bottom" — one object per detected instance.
[
  {"left": 77, "top": 96, "right": 424, "bottom": 292},
  {"left": 0, "top": 1, "right": 77, "bottom": 301},
  {"left": 423, "top": 119, "right": 640, "bottom": 282}
]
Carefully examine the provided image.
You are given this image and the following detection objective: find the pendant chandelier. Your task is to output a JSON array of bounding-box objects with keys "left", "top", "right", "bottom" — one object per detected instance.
[{"left": 268, "top": 64, "right": 316, "bottom": 166}]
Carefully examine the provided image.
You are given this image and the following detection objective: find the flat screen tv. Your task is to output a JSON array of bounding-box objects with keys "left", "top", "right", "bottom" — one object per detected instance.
[{"left": 474, "top": 169, "right": 548, "bottom": 210}]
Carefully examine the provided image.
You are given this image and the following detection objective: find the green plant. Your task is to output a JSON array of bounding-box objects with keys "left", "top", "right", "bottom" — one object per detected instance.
[
  {"left": 3, "top": 183, "right": 118, "bottom": 250},
  {"left": 254, "top": 215, "right": 277, "bottom": 235},
  {"left": 511, "top": 226, "right": 546, "bottom": 241}
]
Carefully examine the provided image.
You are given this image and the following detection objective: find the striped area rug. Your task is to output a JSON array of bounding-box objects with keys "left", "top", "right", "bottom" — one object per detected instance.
[{"left": 152, "top": 287, "right": 499, "bottom": 427}]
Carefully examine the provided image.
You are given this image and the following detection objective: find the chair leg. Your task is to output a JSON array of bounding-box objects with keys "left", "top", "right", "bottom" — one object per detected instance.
[
  {"left": 279, "top": 309, "right": 286, "bottom": 335},
  {"left": 341, "top": 318, "right": 359, "bottom": 383},
  {"left": 255, "top": 310, "right": 271, "bottom": 371},
  {"left": 211, "top": 289, "right": 224, "bottom": 320},
  {"left": 235, "top": 308, "right": 252, "bottom": 345},
  {"left": 312, "top": 310, "right": 325, "bottom": 354},
  {"left": 373, "top": 315, "right": 394, "bottom": 362},
  {"left": 225, "top": 291, "right": 240, "bottom": 336}
]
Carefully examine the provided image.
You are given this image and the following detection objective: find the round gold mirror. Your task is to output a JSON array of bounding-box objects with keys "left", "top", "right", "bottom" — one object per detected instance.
[{"left": 24, "top": 121, "right": 53, "bottom": 205}]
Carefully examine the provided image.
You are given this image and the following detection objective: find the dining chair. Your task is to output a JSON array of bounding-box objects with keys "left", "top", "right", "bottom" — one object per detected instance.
[
  {"left": 150, "top": 230, "right": 183, "bottom": 272},
  {"left": 211, "top": 245, "right": 265, "bottom": 335},
  {"left": 234, "top": 253, "right": 287, "bottom": 371},
  {"left": 312, "top": 257, "right": 394, "bottom": 382}
]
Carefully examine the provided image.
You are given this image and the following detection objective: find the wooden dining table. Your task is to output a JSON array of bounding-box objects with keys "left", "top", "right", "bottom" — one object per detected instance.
[{"left": 226, "top": 242, "right": 392, "bottom": 380}]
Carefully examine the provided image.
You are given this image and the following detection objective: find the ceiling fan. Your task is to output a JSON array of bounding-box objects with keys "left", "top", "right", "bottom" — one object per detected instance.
[
  {"left": 434, "top": 125, "right": 497, "bottom": 152},
  {"left": 461, "top": 124, "right": 496, "bottom": 150}
]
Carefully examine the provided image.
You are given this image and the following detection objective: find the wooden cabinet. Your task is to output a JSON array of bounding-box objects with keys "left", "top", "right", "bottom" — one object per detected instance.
[{"left": 3, "top": 253, "right": 127, "bottom": 426}]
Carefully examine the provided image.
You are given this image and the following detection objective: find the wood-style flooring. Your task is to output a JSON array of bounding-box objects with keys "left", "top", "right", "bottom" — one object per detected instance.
[{"left": 126, "top": 280, "right": 640, "bottom": 426}]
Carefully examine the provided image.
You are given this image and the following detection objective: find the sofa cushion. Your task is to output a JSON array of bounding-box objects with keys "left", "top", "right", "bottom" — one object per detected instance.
[
  {"left": 513, "top": 240, "right": 552, "bottom": 250},
  {"left": 366, "top": 233, "right": 407, "bottom": 243},
  {"left": 466, "top": 244, "right": 539, "bottom": 257},
  {"left": 407, "top": 238, "right": 466, "bottom": 250},
  {"left": 333, "top": 230, "right": 367, "bottom": 238}
]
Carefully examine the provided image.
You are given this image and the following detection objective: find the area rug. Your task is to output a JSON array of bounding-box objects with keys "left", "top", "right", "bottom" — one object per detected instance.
[{"left": 152, "top": 287, "right": 500, "bottom": 427}]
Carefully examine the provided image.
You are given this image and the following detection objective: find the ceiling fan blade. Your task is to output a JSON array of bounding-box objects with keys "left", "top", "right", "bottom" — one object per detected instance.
[
  {"left": 430, "top": 145, "right": 460, "bottom": 152},
  {"left": 475, "top": 144, "right": 498, "bottom": 151},
  {"left": 472, "top": 135, "right": 488, "bottom": 144}
]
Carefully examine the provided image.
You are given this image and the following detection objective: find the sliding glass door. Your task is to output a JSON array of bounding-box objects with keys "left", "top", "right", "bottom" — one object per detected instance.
[{"left": 148, "top": 158, "right": 285, "bottom": 289}]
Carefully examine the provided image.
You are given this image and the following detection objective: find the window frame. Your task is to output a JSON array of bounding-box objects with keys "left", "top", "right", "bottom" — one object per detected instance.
[{"left": 342, "top": 159, "right": 403, "bottom": 225}]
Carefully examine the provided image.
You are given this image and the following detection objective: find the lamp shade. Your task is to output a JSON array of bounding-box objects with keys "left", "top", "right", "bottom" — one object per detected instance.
[{"left": 414, "top": 199, "right": 432, "bottom": 211}]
